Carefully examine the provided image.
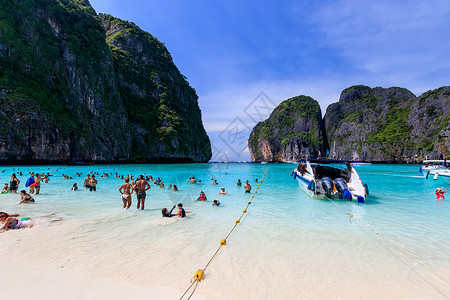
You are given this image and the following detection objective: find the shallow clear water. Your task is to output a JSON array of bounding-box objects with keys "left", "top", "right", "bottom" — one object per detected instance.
[{"left": 1, "top": 163, "right": 449, "bottom": 299}]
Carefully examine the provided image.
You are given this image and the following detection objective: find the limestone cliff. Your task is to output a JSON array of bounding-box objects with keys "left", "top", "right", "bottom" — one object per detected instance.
[
  {"left": 99, "top": 14, "right": 211, "bottom": 162},
  {"left": 248, "top": 95, "right": 327, "bottom": 162},
  {"left": 324, "top": 85, "right": 449, "bottom": 162},
  {"left": 0, "top": 0, "right": 211, "bottom": 163},
  {"left": 248, "top": 85, "right": 449, "bottom": 163}
]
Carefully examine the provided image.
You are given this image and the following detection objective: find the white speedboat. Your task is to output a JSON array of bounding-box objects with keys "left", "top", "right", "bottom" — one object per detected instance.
[
  {"left": 420, "top": 160, "right": 450, "bottom": 180},
  {"left": 292, "top": 159, "right": 368, "bottom": 203}
]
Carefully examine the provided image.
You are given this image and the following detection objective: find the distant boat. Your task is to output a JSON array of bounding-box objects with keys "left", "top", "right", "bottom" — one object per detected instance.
[
  {"left": 261, "top": 162, "right": 268, "bottom": 164},
  {"left": 420, "top": 160, "right": 450, "bottom": 181},
  {"left": 292, "top": 159, "right": 368, "bottom": 203},
  {"left": 351, "top": 162, "right": 372, "bottom": 166}
]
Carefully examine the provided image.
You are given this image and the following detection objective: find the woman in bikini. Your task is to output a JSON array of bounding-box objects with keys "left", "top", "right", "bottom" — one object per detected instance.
[
  {"left": 19, "top": 190, "right": 35, "bottom": 204},
  {"left": 0, "top": 212, "right": 62, "bottom": 231},
  {"left": 119, "top": 178, "right": 134, "bottom": 210}
]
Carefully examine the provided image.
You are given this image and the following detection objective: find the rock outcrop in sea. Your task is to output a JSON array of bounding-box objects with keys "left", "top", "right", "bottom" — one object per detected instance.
[
  {"left": 325, "top": 85, "right": 449, "bottom": 162},
  {"left": 248, "top": 96, "right": 327, "bottom": 162},
  {"left": 0, "top": 0, "right": 211, "bottom": 163},
  {"left": 248, "top": 85, "right": 449, "bottom": 163}
]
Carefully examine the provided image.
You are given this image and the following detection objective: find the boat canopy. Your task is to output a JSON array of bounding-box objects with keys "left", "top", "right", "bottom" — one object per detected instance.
[{"left": 423, "top": 160, "right": 444, "bottom": 164}]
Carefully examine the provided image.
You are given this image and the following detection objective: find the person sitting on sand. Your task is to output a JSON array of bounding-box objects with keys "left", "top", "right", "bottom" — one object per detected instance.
[
  {"left": 237, "top": 179, "right": 242, "bottom": 186},
  {"left": 219, "top": 187, "right": 227, "bottom": 195},
  {"left": 119, "top": 178, "right": 133, "bottom": 210},
  {"left": 19, "top": 190, "right": 35, "bottom": 204},
  {"left": 173, "top": 203, "right": 192, "bottom": 218},
  {"left": 0, "top": 212, "right": 61, "bottom": 231},
  {"left": 162, "top": 205, "right": 176, "bottom": 217},
  {"left": 213, "top": 199, "right": 220, "bottom": 206},
  {"left": 2, "top": 183, "right": 9, "bottom": 194},
  {"left": 436, "top": 187, "right": 449, "bottom": 199},
  {"left": 71, "top": 183, "right": 78, "bottom": 191},
  {"left": 212, "top": 179, "right": 218, "bottom": 185},
  {"left": 196, "top": 191, "right": 207, "bottom": 201},
  {"left": 244, "top": 180, "right": 252, "bottom": 193}
]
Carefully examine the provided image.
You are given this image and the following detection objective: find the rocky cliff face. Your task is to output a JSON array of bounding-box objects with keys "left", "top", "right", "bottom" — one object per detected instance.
[
  {"left": 324, "top": 85, "right": 449, "bottom": 162},
  {"left": 248, "top": 85, "right": 449, "bottom": 163},
  {"left": 248, "top": 96, "right": 327, "bottom": 162},
  {"left": 99, "top": 14, "right": 211, "bottom": 162},
  {"left": 0, "top": 0, "right": 211, "bottom": 163}
]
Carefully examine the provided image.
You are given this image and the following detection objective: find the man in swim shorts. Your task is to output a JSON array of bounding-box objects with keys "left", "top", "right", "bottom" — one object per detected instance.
[
  {"left": 244, "top": 180, "right": 252, "bottom": 193},
  {"left": 134, "top": 175, "right": 150, "bottom": 210},
  {"left": 34, "top": 173, "right": 45, "bottom": 195},
  {"left": 119, "top": 178, "right": 133, "bottom": 210},
  {"left": 84, "top": 174, "right": 91, "bottom": 189}
]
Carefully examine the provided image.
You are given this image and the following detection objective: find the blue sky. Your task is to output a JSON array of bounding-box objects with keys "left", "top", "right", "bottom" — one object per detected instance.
[{"left": 90, "top": 0, "right": 450, "bottom": 161}]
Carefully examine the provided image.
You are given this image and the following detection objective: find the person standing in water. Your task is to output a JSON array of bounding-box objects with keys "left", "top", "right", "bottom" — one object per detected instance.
[
  {"left": 33, "top": 173, "right": 45, "bottom": 195},
  {"left": 244, "top": 180, "right": 252, "bottom": 193},
  {"left": 134, "top": 175, "right": 150, "bottom": 210},
  {"left": 119, "top": 178, "right": 133, "bottom": 210},
  {"left": 436, "top": 187, "right": 449, "bottom": 199},
  {"left": 9, "top": 174, "right": 20, "bottom": 194},
  {"left": 84, "top": 174, "right": 91, "bottom": 189},
  {"left": 89, "top": 175, "right": 97, "bottom": 192}
]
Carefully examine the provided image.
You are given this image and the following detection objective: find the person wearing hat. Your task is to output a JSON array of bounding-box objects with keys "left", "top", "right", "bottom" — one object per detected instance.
[{"left": 435, "top": 187, "right": 449, "bottom": 199}]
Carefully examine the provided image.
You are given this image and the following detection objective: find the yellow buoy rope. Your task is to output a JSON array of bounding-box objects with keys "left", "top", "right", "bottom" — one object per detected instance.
[
  {"left": 179, "top": 167, "right": 269, "bottom": 300},
  {"left": 324, "top": 195, "right": 450, "bottom": 287}
]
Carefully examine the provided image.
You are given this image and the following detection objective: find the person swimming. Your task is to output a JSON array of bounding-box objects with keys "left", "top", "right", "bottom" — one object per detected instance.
[
  {"left": 71, "top": 183, "right": 78, "bottom": 191},
  {"left": 196, "top": 191, "right": 207, "bottom": 201},
  {"left": 219, "top": 187, "right": 227, "bottom": 194},
  {"left": 213, "top": 199, "right": 220, "bottom": 206}
]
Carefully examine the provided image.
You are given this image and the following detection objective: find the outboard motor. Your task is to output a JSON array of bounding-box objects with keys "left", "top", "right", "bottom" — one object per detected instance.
[
  {"left": 363, "top": 183, "right": 369, "bottom": 196},
  {"left": 320, "top": 177, "right": 334, "bottom": 198},
  {"left": 333, "top": 178, "right": 348, "bottom": 198}
]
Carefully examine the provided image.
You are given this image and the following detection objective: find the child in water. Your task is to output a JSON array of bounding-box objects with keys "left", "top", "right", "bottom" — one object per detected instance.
[
  {"left": 436, "top": 187, "right": 449, "bottom": 199},
  {"left": 1, "top": 183, "right": 8, "bottom": 194},
  {"left": 173, "top": 203, "right": 192, "bottom": 218},
  {"left": 213, "top": 199, "right": 220, "bottom": 206},
  {"left": 71, "top": 183, "right": 78, "bottom": 191}
]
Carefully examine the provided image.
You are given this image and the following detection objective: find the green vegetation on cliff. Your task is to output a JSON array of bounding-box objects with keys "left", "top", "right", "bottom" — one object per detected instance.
[
  {"left": 0, "top": 1, "right": 211, "bottom": 162},
  {"left": 99, "top": 14, "right": 211, "bottom": 160},
  {"left": 0, "top": 0, "right": 104, "bottom": 134},
  {"left": 248, "top": 95, "right": 325, "bottom": 162}
]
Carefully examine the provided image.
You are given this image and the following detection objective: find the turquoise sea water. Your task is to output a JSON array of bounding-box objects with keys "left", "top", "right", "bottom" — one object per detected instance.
[{"left": 1, "top": 163, "right": 449, "bottom": 299}]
